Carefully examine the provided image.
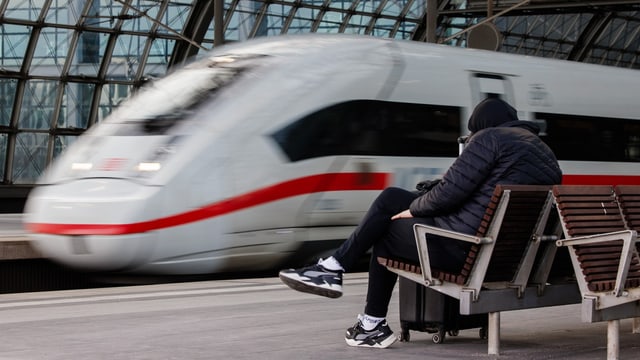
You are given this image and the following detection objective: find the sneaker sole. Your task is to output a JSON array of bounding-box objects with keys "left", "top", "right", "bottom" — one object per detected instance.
[
  {"left": 279, "top": 273, "right": 342, "bottom": 299},
  {"left": 345, "top": 334, "right": 398, "bottom": 349}
]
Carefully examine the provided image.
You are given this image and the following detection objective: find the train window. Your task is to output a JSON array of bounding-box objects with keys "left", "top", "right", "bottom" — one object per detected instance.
[
  {"left": 271, "top": 100, "right": 461, "bottom": 162},
  {"left": 110, "top": 56, "right": 256, "bottom": 135},
  {"left": 537, "top": 112, "right": 640, "bottom": 162}
]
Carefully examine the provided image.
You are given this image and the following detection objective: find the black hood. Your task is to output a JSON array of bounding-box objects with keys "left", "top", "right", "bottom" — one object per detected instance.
[{"left": 468, "top": 98, "right": 519, "bottom": 133}]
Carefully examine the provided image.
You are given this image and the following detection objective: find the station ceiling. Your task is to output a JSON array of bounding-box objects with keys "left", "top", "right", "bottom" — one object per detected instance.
[{"left": 163, "top": 0, "right": 640, "bottom": 69}]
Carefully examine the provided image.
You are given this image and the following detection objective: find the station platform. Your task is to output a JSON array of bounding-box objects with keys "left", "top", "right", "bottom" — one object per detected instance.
[
  {"left": 0, "top": 273, "right": 638, "bottom": 359},
  {"left": 0, "top": 214, "right": 40, "bottom": 260}
]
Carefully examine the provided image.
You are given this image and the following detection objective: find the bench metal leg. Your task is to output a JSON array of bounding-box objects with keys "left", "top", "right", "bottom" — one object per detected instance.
[
  {"left": 632, "top": 317, "right": 640, "bottom": 334},
  {"left": 488, "top": 312, "right": 500, "bottom": 355},
  {"left": 607, "top": 319, "right": 619, "bottom": 360}
]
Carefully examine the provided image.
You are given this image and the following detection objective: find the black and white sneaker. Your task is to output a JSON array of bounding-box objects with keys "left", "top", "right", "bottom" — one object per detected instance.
[
  {"left": 345, "top": 316, "right": 397, "bottom": 348},
  {"left": 278, "top": 262, "right": 343, "bottom": 299}
]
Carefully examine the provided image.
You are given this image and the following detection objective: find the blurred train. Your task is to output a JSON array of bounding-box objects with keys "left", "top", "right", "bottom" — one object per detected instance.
[{"left": 23, "top": 34, "right": 640, "bottom": 275}]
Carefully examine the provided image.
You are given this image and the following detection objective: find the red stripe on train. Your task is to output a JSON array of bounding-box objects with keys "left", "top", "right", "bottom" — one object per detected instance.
[
  {"left": 25, "top": 172, "right": 391, "bottom": 236},
  {"left": 24, "top": 173, "right": 640, "bottom": 236},
  {"left": 562, "top": 174, "right": 640, "bottom": 185}
]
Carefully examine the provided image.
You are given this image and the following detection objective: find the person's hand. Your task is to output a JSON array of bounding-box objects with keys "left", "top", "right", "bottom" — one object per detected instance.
[{"left": 391, "top": 209, "right": 413, "bottom": 220}]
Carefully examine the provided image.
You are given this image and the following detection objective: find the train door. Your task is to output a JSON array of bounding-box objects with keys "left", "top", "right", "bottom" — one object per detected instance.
[{"left": 469, "top": 72, "right": 516, "bottom": 107}]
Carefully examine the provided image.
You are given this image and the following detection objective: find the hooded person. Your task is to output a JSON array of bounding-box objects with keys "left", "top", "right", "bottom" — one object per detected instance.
[
  {"left": 467, "top": 96, "right": 520, "bottom": 133},
  {"left": 278, "top": 97, "right": 563, "bottom": 349},
  {"left": 408, "top": 97, "right": 561, "bottom": 235}
]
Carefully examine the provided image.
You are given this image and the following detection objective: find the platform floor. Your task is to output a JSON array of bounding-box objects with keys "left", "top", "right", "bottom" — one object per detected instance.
[
  {"left": 0, "top": 273, "right": 638, "bottom": 360},
  {"left": 0, "top": 214, "right": 40, "bottom": 260}
]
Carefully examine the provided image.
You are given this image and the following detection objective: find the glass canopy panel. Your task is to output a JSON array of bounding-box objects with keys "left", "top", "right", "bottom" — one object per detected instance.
[
  {"left": 381, "top": 0, "right": 403, "bottom": 17},
  {"left": 0, "top": 24, "right": 31, "bottom": 69},
  {"left": 0, "top": 79, "right": 18, "bottom": 126},
  {"left": 225, "top": 0, "right": 261, "bottom": 41},
  {"left": 53, "top": 135, "right": 78, "bottom": 158},
  {"left": 615, "top": 19, "right": 636, "bottom": 49},
  {"left": 371, "top": 17, "right": 395, "bottom": 38},
  {"left": 29, "top": 26, "right": 73, "bottom": 76},
  {"left": 262, "top": 3, "right": 293, "bottom": 36},
  {"left": 162, "top": 2, "right": 191, "bottom": 34},
  {"left": 44, "top": 0, "right": 85, "bottom": 26},
  {"left": 225, "top": 11, "right": 243, "bottom": 42},
  {"left": 143, "top": 38, "right": 176, "bottom": 76},
  {"left": 120, "top": 1, "right": 162, "bottom": 32},
  {"left": 97, "top": 83, "right": 132, "bottom": 122},
  {"left": 288, "top": 7, "right": 319, "bottom": 34},
  {"left": 4, "top": 0, "right": 43, "bottom": 21},
  {"left": 404, "top": 0, "right": 422, "bottom": 18},
  {"left": 58, "top": 82, "right": 93, "bottom": 130},
  {"left": 83, "top": 0, "right": 125, "bottom": 29},
  {"left": 13, "top": 132, "right": 48, "bottom": 184},
  {"left": 19, "top": 79, "right": 60, "bottom": 130},
  {"left": 327, "top": 0, "right": 351, "bottom": 11},
  {"left": 67, "top": 30, "right": 106, "bottom": 77},
  {"left": 345, "top": 14, "right": 371, "bottom": 34},
  {"left": 318, "top": 11, "right": 345, "bottom": 33},
  {"left": 357, "top": 0, "right": 381, "bottom": 13},
  {"left": 107, "top": 33, "right": 149, "bottom": 80},
  {"left": 395, "top": 20, "right": 419, "bottom": 39}
]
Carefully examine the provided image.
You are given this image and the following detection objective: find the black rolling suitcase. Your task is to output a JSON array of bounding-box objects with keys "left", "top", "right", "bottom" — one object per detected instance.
[{"left": 398, "top": 277, "right": 488, "bottom": 344}]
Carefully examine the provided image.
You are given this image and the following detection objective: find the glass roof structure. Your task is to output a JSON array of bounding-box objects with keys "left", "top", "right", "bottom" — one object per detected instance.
[{"left": 0, "top": 0, "right": 639, "bottom": 209}]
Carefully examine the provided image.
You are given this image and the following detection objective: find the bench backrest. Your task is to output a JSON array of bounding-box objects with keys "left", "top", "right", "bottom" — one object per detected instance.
[
  {"left": 553, "top": 185, "right": 640, "bottom": 293},
  {"left": 553, "top": 185, "right": 624, "bottom": 236},
  {"left": 614, "top": 185, "right": 640, "bottom": 234},
  {"left": 434, "top": 184, "right": 553, "bottom": 285}
]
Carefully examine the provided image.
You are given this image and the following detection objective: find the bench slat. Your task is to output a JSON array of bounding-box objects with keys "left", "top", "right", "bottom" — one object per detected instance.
[{"left": 615, "top": 185, "right": 640, "bottom": 235}]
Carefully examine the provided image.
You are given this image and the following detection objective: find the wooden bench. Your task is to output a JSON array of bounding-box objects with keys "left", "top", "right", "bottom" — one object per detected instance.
[
  {"left": 379, "top": 185, "right": 581, "bottom": 355},
  {"left": 553, "top": 185, "right": 640, "bottom": 360}
]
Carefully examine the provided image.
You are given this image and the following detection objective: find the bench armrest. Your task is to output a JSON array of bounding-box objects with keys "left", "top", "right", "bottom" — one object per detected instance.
[
  {"left": 555, "top": 230, "right": 636, "bottom": 247},
  {"left": 414, "top": 223, "right": 493, "bottom": 245},
  {"left": 556, "top": 229, "right": 638, "bottom": 298},
  {"left": 413, "top": 223, "right": 493, "bottom": 287}
]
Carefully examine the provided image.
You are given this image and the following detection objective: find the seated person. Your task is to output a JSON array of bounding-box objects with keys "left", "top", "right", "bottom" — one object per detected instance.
[{"left": 279, "top": 98, "right": 563, "bottom": 348}]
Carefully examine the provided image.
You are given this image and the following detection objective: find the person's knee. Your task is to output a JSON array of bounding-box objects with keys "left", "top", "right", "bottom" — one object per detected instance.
[
  {"left": 375, "top": 187, "right": 413, "bottom": 207},
  {"left": 378, "top": 187, "right": 404, "bottom": 200}
]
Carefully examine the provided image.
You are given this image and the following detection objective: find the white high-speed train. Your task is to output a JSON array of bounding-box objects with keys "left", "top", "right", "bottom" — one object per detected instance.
[{"left": 23, "top": 34, "right": 640, "bottom": 275}]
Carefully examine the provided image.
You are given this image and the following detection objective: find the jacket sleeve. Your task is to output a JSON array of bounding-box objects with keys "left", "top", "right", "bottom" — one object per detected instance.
[{"left": 409, "top": 132, "right": 497, "bottom": 217}]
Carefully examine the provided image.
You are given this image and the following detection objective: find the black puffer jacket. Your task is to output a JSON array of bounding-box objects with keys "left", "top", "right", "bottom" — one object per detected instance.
[{"left": 409, "top": 112, "right": 562, "bottom": 235}]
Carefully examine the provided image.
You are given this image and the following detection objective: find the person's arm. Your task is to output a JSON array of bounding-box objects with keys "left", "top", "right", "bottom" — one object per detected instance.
[{"left": 409, "top": 132, "right": 497, "bottom": 217}]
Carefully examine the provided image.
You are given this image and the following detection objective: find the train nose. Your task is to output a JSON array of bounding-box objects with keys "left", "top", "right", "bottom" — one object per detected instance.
[
  {"left": 24, "top": 178, "right": 163, "bottom": 272},
  {"left": 29, "top": 232, "right": 157, "bottom": 272}
]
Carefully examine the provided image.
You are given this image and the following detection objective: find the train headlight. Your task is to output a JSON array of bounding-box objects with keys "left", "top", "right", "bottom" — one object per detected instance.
[
  {"left": 130, "top": 135, "right": 182, "bottom": 178},
  {"left": 71, "top": 162, "right": 93, "bottom": 171},
  {"left": 135, "top": 162, "right": 162, "bottom": 172}
]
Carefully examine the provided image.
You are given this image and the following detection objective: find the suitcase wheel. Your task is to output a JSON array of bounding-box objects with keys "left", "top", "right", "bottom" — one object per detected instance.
[{"left": 432, "top": 330, "right": 445, "bottom": 344}]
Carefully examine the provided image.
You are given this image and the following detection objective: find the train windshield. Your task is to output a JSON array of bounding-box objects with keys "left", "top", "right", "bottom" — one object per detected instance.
[{"left": 111, "top": 54, "right": 263, "bottom": 134}]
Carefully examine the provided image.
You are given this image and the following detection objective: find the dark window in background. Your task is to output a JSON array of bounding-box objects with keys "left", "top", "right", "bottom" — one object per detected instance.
[
  {"left": 537, "top": 113, "right": 640, "bottom": 162},
  {"left": 271, "top": 100, "right": 461, "bottom": 162}
]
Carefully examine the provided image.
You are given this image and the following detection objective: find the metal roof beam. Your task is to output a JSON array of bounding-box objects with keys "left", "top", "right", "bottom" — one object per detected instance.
[{"left": 445, "top": 0, "right": 640, "bottom": 16}]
